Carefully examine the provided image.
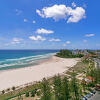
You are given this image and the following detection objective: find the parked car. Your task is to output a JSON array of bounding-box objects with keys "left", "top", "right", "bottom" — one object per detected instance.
[
  {"left": 81, "top": 96, "right": 87, "bottom": 100},
  {"left": 95, "top": 87, "right": 100, "bottom": 91},
  {"left": 90, "top": 92, "right": 93, "bottom": 96},
  {"left": 86, "top": 93, "right": 92, "bottom": 98},
  {"left": 91, "top": 90, "right": 96, "bottom": 94},
  {"left": 96, "top": 87, "right": 100, "bottom": 89}
]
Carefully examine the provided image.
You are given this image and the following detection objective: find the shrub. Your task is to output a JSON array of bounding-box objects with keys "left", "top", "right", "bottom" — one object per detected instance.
[
  {"left": 36, "top": 91, "right": 41, "bottom": 96},
  {"left": 25, "top": 92, "right": 29, "bottom": 97},
  {"left": 6, "top": 88, "right": 10, "bottom": 92},
  {"left": 12, "top": 86, "right": 15, "bottom": 91},
  {"left": 17, "top": 92, "right": 23, "bottom": 100},
  {"left": 31, "top": 91, "right": 35, "bottom": 97},
  {"left": 2, "top": 90, "right": 5, "bottom": 94}
]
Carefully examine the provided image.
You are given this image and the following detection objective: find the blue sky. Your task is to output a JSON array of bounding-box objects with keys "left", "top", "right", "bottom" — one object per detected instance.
[{"left": 0, "top": 0, "right": 100, "bottom": 49}]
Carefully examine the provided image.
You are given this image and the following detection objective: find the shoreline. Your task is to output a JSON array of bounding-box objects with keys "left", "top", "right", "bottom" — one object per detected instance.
[
  {"left": 0, "top": 52, "right": 56, "bottom": 71},
  {"left": 0, "top": 56, "right": 80, "bottom": 91},
  {"left": 0, "top": 56, "right": 52, "bottom": 73}
]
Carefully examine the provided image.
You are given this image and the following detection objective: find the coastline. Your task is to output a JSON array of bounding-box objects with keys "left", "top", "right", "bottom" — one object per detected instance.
[
  {"left": 0, "top": 56, "right": 80, "bottom": 91},
  {"left": 0, "top": 55, "right": 52, "bottom": 73},
  {"left": 0, "top": 52, "right": 56, "bottom": 71}
]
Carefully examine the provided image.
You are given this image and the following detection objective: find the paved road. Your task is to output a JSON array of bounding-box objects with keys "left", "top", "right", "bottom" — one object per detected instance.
[
  {"left": 93, "top": 58, "right": 100, "bottom": 68},
  {"left": 88, "top": 92, "right": 100, "bottom": 100}
]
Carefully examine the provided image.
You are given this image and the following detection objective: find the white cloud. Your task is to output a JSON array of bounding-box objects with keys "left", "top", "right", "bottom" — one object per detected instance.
[
  {"left": 36, "top": 5, "right": 68, "bottom": 21},
  {"left": 16, "top": 9, "right": 22, "bottom": 15},
  {"left": 11, "top": 38, "right": 23, "bottom": 44},
  {"left": 63, "top": 41, "right": 71, "bottom": 46},
  {"left": 5, "top": 38, "right": 24, "bottom": 45},
  {"left": 49, "top": 38, "right": 61, "bottom": 42},
  {"left": 67, "top": 7, "right": 86, "bottom": 23},
  {"left": 63, "top": 44, "right": 66, "bottom": 47},
  {"left": 85, "top": 34, "right": 95, "bottom": 37},
  {"left": 24, "top": 19, "right": 28, "bottom": 22},
  {"left": 72, "top": 2, "right": 76, "bottom": 7},
  {"left": 35, "top": 28, "right": 54, "bottom": 34},
  {"left": 36, "top": 4, "right": 86, "bottom": 23},
  {"left": 66, "top": 41, "right": 71, "bottom": 44},
  {"left": 29, "top": 35, "right": 46, "bottom": 41},
  {"left": 83, "top": 40, "right": 87, "bottom": 43},
  {"left": 32, "top": 20, "right": 36, "bottom": 24}
]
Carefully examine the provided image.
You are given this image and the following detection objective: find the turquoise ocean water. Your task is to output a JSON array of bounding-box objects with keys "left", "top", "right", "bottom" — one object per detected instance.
[{"left": 0, "top": 50, "right": 58, "bottom": 70}]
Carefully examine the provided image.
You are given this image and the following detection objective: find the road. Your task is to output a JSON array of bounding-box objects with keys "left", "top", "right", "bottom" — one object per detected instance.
[
  {"left": 93, "top": 58, "right": 100, "bottom": 68},
  {"left": 88, "top": 92, "right": 100, "bottom": 100}
]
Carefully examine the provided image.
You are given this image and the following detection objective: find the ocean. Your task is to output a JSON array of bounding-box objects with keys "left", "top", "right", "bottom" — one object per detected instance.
[{"left": 0, "top": 50, "right": 58, "bottom": 70}]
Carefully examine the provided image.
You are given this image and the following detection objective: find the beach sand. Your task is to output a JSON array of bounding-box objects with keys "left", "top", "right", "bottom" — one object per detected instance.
[{"left": 0, "top": 56, "right": 80, "bottom": 91}]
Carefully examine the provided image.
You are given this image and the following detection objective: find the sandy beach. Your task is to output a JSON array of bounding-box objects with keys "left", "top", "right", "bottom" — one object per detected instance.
[{"left": 0, "top": 56, "right": 80, "bottom": 91}]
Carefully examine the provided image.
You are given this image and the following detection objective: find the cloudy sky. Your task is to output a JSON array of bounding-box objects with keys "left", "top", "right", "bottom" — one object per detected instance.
[{"left": 0, "top": 0, "right": 100, "bottom": 49}]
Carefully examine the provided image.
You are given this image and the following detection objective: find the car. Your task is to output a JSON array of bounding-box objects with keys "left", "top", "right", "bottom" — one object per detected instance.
[
  {"left": 96, "top": 87, "right": 100, "bottom": 89},
  {"left": 90, "top": 92, "right": 93, "bottom": 96},
  {"left": 81, "top": 98, "right": 87, "bottom": 100},
  {"left": 81, "top": 96, "right": 87, "bottom": 100},
  {"left": 91, "top": 90, "right": 96, "bottom": 94},
  {"left": 95, "top": 87, "right": 100, "bottom": 91},
  {"left": 86, "top": 93, "right": 92, "bottom": 98}
]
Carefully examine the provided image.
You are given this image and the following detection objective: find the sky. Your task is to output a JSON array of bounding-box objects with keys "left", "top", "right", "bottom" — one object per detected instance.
[{"left": 0, "top": 0, "right": 100, "bottom": 49}]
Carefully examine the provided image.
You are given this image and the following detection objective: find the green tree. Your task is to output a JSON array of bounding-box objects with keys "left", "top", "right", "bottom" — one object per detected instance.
[
  {"left": 53, "top": 75, "right": 63, "bottom": 100},
  {"left": 31, "top": 91, "right": 35, "bottom": 97},
  {"left": 17, "top": 92, "right": 23, "bottom": 100},
  {"left": 56, "top": 49, "right": 72, "bottom": 58},
  {"left": 62, "top": 77, "right": 70, "bottom": 100},
  {"left": 41, "top": 78, "right": 51, "bottom": 100},
  {"left": 94, "top": 68, "right": 100, "bottom": 85},
  {"left": 56, "top": 49, "right": 83, "bottom": 58},
  {"left": 71, "top": 72, "right": 80, "bottom": 100},
  {"left": 25, "top": 92, "right": 29, "bottom": 97}
]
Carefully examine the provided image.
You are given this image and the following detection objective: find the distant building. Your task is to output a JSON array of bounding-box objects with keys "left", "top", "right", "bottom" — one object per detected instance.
[
  {"left": 72, "top": 49, "right": 88, "bottom": 55},
  {"left": 83, "top": 49, "right": 89, "bottom": 55},
  {"left": 72, "top": 49, "right": 83, "bottom": 55},
  {"left": 72, "top": 49, "right": 79, "bottom": 55},
  {"left": 97, "top": 52, "right": 100, "bottom": 58}
]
